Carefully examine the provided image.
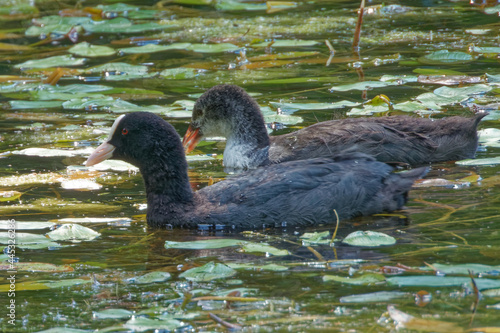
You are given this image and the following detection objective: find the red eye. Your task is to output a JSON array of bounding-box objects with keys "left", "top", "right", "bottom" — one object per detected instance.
[{"left": 122, "top": 128, "right": 129, "bottom": 135}]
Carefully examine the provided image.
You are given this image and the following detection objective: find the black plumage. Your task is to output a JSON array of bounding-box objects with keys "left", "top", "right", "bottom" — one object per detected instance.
[
  {"left": 86, "top": 112, "right": 427, "bottom": 229},
  {"left": 183, "top": 84, "right": 485, "bottom": 169}
]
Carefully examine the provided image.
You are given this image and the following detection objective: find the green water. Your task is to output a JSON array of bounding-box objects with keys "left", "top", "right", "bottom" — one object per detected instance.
[{"left": 1, "top": 0, "right": 500, "bottom": 331}]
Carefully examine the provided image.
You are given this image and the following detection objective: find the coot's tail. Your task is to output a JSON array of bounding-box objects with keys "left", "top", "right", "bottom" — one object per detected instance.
[{"left": 371, "top": 166, "right": 428, "bottom": 214}]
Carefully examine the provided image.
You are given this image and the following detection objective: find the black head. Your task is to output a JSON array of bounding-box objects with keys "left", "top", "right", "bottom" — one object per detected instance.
[
  {"left": 191, "top": 84, "right": 263, "bottom": 136},
  {"left": 86, "top": 112, "right": 185, "bottom": 170}
]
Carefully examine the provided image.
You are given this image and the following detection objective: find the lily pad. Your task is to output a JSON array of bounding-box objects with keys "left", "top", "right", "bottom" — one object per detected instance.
[
  {"left": 253, "top": 40, "right": 319, "bottom": 47},
  {"left": 0, "top": 278, "right": 91, "bottom": 292},
  {"left": 456, "top": 157, "right": 500, "bottom": 166},
  {"left": 130, "top": 271, "right": 171, "bottom": 284},
  {"left": 179, "top": 262, "right": 237, "bottom": 282},
  {"left": 387, "top": 276, "right": 500, "bottom": 290},
  {"left": 323, "top": 273, "right": 386, "bottom": 285},
  {"left": 227, "top": 263, "right": 288, "bottom": 271},
  {"left": 187, "top": 43, "right": 241, "bottom": 53},
  {"left": 13, "top": 147, "right": 94, "bottom": 157},
  {"left": 419, "top": 50, "right": 473, "bottom": 64},
  {"left": 46, "top": 224, "right": 100, "bottom": 242},
  {"left": 159, "top": 68, "right": 199, "bottom": 79},
  {"left": 55, "top": 217, "right": 132, "bottom": 224},
  {"left": 0, "top": 232, "right": 60, "bottom": 250},
  {"left": 9, "top": 100, "right": 64, "bottom": 109},
  {"left": 60, "top": 179, "right": 103, "bottom": 191},
  {"left": 0, "top": 221, "right": 54, "bottom": 230},
  {"left": 165, "top": 238, "right": 244, "bottom": 249},
  {"left": 123, "top": 317, "right": 182, "bottom": 331},
  {"left": 300, "top": 231, "right": 331, "bottom": 245},
  {"left": 68, "top": 42, "right": 115, "bottom": 57},
  {"left": 93, "top": 308, "right": 133, "bottom": 320},
  {"left": 82, "top": 17, "right": 170, "bottom": 34},
  {"left": 270, "top": 101, "right": 359, "bottom": 111},
  {"left": 330, "top": 81, "right": 392, "bottom": 92},
  {"left": 342, "top": 231, "right": 396, "bottom": 247},
  {"left": 422, "top": 263, "right": 500, "bottom": 275},
  {"left": 340, "top": 291, "right": 408, "bottom": 303},
  {"left": 119, "top": 43, "right": 192, "bottom": 54},
  {"left": 14, "top": 55, "right": 87, "bottom": 69},
  {"left": 0, "top": 191, "right": 22, "bottom": 202}
]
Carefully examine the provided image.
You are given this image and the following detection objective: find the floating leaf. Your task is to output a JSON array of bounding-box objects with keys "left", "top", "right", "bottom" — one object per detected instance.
[
  {"left": 323, "top": 273, "right": 386, "bottom": 285},
  {"left": 179, "top": 262, "right": 237, "bottom": 282},
  {"left": 85, "top": 62, "right": 149, "bottom": 75},
  {"left": 132, "top": 271, "right": 171, "bottom": 284},
  {"left": 0, "top": 278, "right": 91, "bottom": 292},
  {"left": 82, "top": 17, "right": 170, "bottom": 34},
  {"left": 165, "top": 238, "right": 244, "bottom": 249},
  {"left": 187, "top": 43, "right": 241, "bottom": 53},
  {"left": 456, "top": 157, "right": 500, "bottom": 166},
  {"left": 253, "top": 40, "right": 319, "bottom": 47},
  {"left": 478, "top": 128, "right": 500, "bottom": 148},
  {"left": 93, "top": 308, "right": 133, "bottom": 320},
  {"left": 14, "top": 55, "right": 86, "bottom": 69},
  {"left": 433, "top": 84, "right": 491, "bottom": 98},
  {"left": 387, "top": 305, "right": 464, "bottom": 332},
  {"left": 68, "top": 42, "right": 115, "bottom": 57},
  {"left": 240, "top": 242, "right": 289, "bottom": 256},
  {"left": 13, "top": 147, "right": 94, "bottom": 157},
  {"left": 249, "top": 51, "right": 319, "bottom": 61},
  {"left": 215, "top": 0, "right": 266, "bottom": 11},
  {"left": 342, "top": 231, "right": 396, "bottom": 247},
  {"left": 387, "top": 276, "right": 500, "bottom": 290},
  {"left": 119, "top": 42, "right": 191, "bottom": 54},
  {"left": 0, "top": 221, "right": 54, "bottom": 230},
  {"left": 0, "top": 262, "right": 73, "bottom": 273},
  {"left": 422, "top": 263, "right": 500, "bottom": 275},
  {"left": 270, "top": 101, "right": 359, "bottom": 111},
  {"left": 419, "top": 50, "right": 473, "bottom": 64},
  {"left": 55, "top": 217, "right": 132, "bottom": 224},
  {"left": 227, "top": 263, "right": 288, "bottom": 271},
  {"left": 470, "top": 45, "right": 500, "bottom": 54},
  {"left": 124, "top": 317, "right": 182, "bottom": 331},
  {"left": 60, "top": 179, "right": 102, "bottom": 190},
  {"left": 300, "top": 231, "right": 331, "bottom": 245},
  {"left": 0, "top": 232, "right": 60, "bottom": 249},
  {"left": 159, "top": 68, "right": 199, "bottom": 79},
  {"left": 9, "top": 100, "right": 63, "bottom": 109},
  {"left": 87, "top": 159, "right": 138, "bottom": 172},
  {"left": 46, "top": 224, "right": 100, "bottom": 242},
  {"left": 340, "top": 291, "right": 408, "bottom": 303},
  {"left": 330, "top": 81, "right": 392, "bottom": 92},
  {"left": 0, "top": 191, "right": 22, "bottom": 202}
]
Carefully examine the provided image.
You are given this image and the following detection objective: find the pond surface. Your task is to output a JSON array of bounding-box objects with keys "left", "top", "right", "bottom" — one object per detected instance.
[{"left": 1, "top": 0, "right": 500, "bottom": 331}]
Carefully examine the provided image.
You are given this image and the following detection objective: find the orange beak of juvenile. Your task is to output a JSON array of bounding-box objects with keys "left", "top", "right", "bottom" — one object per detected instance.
[{"left": 182, "top": 124, "right": 202, "bottom": 154}]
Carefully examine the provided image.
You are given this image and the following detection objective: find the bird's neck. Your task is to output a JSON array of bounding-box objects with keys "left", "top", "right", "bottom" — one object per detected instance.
[
  {"left": 139, "top": 153, "right": 194, "bottom": 227},
  {"left": 224, "top": 115, "right": 271, "bottom": 168}
]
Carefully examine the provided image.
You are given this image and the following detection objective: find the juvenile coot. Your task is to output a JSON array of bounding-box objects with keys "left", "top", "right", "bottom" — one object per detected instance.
[
  {"left": 183, "top": 84, "right": 485, "bottom": 169},
  {"left": 86, "top": 112, "right": 427, "bottom": 229}
]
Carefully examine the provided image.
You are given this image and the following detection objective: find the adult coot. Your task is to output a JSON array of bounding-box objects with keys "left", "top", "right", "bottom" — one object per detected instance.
[
  {"left": 183, "top": 84, "right": 485, "bottom": 169},
  {"left": 86, "top": 112, "right": 427, "bottom": 229}
]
